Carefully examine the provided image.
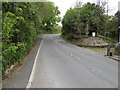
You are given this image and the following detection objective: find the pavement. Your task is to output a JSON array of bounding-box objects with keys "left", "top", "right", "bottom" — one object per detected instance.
[{"left": 3, "top": 34, "right": 118, "bottom": 88}]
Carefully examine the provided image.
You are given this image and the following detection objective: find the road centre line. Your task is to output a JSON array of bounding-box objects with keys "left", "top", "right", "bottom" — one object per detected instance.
[{"left": 70, "top": 53, "right": 103, "bottom": 73}]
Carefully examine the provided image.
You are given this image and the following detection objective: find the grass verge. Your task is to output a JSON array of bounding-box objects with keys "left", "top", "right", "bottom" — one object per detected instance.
[
  {"left": 84, "top": 47, "right": 107, "bottom": 53},
  {"left": 42, "top": 30, "right": 61, "bottom": 34}
]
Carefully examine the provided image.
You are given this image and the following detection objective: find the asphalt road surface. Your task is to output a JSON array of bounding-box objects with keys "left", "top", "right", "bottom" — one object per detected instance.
[{"left": 27, "top": 34, "right": 118, "bottom": 88}]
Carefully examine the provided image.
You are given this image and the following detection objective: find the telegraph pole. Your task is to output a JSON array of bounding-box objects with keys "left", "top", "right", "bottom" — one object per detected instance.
[
  {"left": 118, "top": 1, "right": 120, "bottom": 43},
  {"left": 107, "top": 0, "right": 108, "bottom": 15},
  {"left": 114, "top": 1, "right": 120, "bottom": 57}
]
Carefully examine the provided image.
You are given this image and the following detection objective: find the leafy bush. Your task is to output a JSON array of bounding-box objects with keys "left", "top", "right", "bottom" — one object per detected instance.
[
  {"left": 67, "top": 34, "right": 75, "bottom": 42},
  {"left": 2, "top": 43, "right": 26, "bottom": 74},
  {"left": 2, "top": 2, "right": 61, "bottom": 76}
]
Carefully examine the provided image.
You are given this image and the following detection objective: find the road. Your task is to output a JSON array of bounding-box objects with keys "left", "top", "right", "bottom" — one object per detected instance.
[{"left": 27, "top": 34, "right": 118, "bottom": 88}]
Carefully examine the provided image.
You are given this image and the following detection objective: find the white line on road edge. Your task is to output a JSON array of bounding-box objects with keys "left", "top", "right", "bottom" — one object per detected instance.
[{"left": 26, "top": 36, "right": 43, "bottom": 89}]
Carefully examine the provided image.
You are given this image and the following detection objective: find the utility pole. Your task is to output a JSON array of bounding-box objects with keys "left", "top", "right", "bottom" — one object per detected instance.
[
  {"left": 106, "top": 0, "right": 112, "bottom": 56},
  {"left": 107, "top": 0, "right": 108, "bottom": 15},
  {"left": 114, "top": 1, "right": 120, "bottom": 57},
  {"left": 118, "top": 1, "right": 120, "bottom": 43}
]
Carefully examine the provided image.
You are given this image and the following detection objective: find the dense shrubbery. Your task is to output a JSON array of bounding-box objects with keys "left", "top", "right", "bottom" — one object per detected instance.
[
  {"left": 62, "top": 2, "right": 118, "bottom": 42},
  {"left": 2, "top": 2, "right": 60, "bottom": 76}
]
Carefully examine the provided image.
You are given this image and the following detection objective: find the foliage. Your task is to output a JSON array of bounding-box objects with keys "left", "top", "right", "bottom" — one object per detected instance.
[
  {"left": 62, "top": 2, "right": 105, "bottom": 38},
  {"left": 42, "top": 2, "right": 61, "bottom": 31},
  {"left": 62, "top": 8, "right": 78, "bottom": 36},
  {"left": 2, "top": 2, "right": 60, "bottom": 76},
  {"left": 62, "top": 2, "right": 118, "bottom": 43},
  {"left": 107, "top": 11, "right": 119, "bottom": 41}
]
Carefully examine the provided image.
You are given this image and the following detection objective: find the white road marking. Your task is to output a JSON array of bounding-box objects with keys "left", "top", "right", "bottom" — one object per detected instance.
[
  {"left": 92, "top": 69, "right": 95, "bottom": 72},
  {"left": 26, "top": 36, "right": 43, "bottom": 88},
  {"left": 55, "top": 41, "right": 57, "bottom": 44},
  {"left": 70, "top": 53, "right": 103, "bottom": 73}
]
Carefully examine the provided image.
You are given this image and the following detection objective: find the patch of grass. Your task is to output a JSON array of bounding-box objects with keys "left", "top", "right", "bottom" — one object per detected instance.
[
  {"left": 85, "top": 47, "right": 107, "bottom": 53},
  {"left": 59, "top": 35, "right": 63, "bottom": 38},
  {"left": 42, "top": 30, "right": 61, "bottom": 34}
]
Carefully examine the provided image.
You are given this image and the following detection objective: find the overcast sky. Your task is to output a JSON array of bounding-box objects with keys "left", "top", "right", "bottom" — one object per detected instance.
[{"left": 49, "top": 0, "right": 120, "bottom": 18}]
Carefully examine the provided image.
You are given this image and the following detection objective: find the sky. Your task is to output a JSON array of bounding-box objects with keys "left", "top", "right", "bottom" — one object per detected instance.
[{"left": 49, "top": 0, "right": 120, "bottom": 19}]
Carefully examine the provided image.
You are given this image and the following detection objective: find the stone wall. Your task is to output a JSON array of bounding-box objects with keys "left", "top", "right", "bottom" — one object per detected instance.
[
  {"left": 115, "top": 43, "right": 120, "bottom": 56},
  {"left": 76, "top": 37, "right": 108, "bottom": 47}
]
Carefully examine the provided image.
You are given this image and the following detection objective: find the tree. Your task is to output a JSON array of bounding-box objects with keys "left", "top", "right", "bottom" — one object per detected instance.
[
  {"left": 107, "top": 11, "right": 119, "bottom": 41},
  {"left": 62, "top": 2, "right": 105, "bottom": 39},
  {"left": 42, "top": 2, "right": 61, "bottom": 31},
  {"left": 2, "top": 2, "right": 61, "bottom": 75}
]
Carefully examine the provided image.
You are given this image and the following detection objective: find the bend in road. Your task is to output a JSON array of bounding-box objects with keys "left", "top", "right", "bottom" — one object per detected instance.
[{"left": 28, "top": 34, "right": 118, "bottom": 88}]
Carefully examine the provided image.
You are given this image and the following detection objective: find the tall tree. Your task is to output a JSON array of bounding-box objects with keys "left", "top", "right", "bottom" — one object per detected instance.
[{"left": 62, "top": 2, "right": 105, "bottom": 38}]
